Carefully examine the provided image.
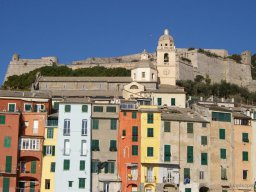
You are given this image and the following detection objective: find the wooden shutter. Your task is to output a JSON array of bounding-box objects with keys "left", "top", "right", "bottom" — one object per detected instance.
[
  {"left": 31, "top": 161, "right": 36, "bottom": 174},
  {"left": 187, "top": 146, "right": 193, "bottom": 163},
  {"left": 5, "top": 156, "right": 12, "bottom": 173}
]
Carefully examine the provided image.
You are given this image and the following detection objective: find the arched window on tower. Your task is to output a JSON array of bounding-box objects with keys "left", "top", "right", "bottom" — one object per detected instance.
[{"left": 164, "top": 53, "right": 169, "bottom": 62}]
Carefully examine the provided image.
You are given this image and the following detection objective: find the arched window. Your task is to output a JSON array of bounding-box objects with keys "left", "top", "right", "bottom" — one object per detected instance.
[
  {"left": 130, "top": 85, "right": 139, "bottom": 89},
  {"left": 164, "top": 53, "right": 169, "bottom": 62}
]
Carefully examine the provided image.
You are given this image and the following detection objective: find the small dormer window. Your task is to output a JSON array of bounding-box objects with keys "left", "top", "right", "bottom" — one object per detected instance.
[
  {"left": 142, "top": 72, "right": 145, "bottom": 78},
  {"left": 164, "top": 53, "right": 169, "bottom": 62}
]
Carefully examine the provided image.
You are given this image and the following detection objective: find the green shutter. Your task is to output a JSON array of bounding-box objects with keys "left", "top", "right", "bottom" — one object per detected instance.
[
  {"left": 110, "top": 162, "right": 115, "bottom": 173},
  {"left": 30, "top": 181, "right": 35, "bottom": 192},
  {"left": 92, "top": 119, "right": 99, "bottom": 129},
  {"left": 242, "top": 133, "right": 249, "bottom": 142},
  {"left": 157, "top": 98, "right": 162, "bottom": 106},
  {"left": 47, "top": 128, "right": 54, "bottom": 138},
  {"left": 202, "top": 122, "right": 207, "bottom": 127},
  {"left": 8, "top": 104, "right": 15, "bottom": 112},
  {"left": 171, "top": 98, "right": 176, "bottom": 106},
  {"left": 31, "top": 161, "right": 36, "bottom": 174},
  {"left": 147, "top": 113, "right": 154, "bottom": 124},
  {"left": 220, "top": 149, "right": 226, "bottom": 159},
  {"left": 52, "top": 146, "right": 55, "bottom": 156},
  {"left": 3, "top": 177, "right": 10, "bottom": 192},
  {"left": 64, "top": 160, "right": 70, "bottom": 170},
  {"left": 147, "top": 147, "right": 153, "bottom": 157},
  {"left": 184, "top": 168, "right": 190, "bottom": 179},
  {"left": 201, "top": 136, "right": 207, "bottom": 145},
  {"left": 123, "top": 111, "right": 127, "bottom": 116},
  {"left": 0, "top": 115, "right": 6, "bottom": 124},
  {"left": 147, "top": 128, "right": 154, "bottom": 137},
  {"left": 132, "top": 126, "right": 138, "bottom": 141},
  {"left": 50, "top": 162, "right": 55, "bottom": 172},
  {"left": 82, "top": 105, "right": 88, "bottom": 112},
  {"left": 164, "top": 145, "right": 171, "bottom": 162},
  {"left": 122, "top": 130, "right": 126, "bottom": 136},
  {"left": 243, "top": 151, "right": 248, "bottom": 161},
  {"left": 79, "top": 178, "right": 85, "bottom": 188},
  {"left": 212, "top": 112, "right": 231, "bottom": 122},
  {"left": 107, "top": 106, "right": 116, "bottom": 112},
  {"left": 110, "top": 119, "right": 117, "bottom": 130},
  {"left": 132, "top": 145, "right": 138, "bottom": 156},
  {"left": 92, "top": 140, "right": 99, "bottom": 151},
  {"left": 93, "top": 106, "right": 103, "bottom": 112},
  {"left": 132, "top": 112, "right": 137, "bottom": 119},
  {"left": 53, "top": 102, "right": 59, "bottom": 110},
  {"left": 80, "top": 160, "right": 85, "bottom": 171},
  {"left": 219, "top": 129, "right": 225, "bottom": 139},
  {"left": 43, "top": 146, "right": 47, "bottom": 156},
  {"left": 201, "top": 153, "right": 208, "bottom": 165},
  {"left": 187, "top": 146, "right": 193, "bottom": 163},
  {"left": 4, "top": 136, "right": 11, "bottom": 148},
  {"left": 104, "top": 162, "right": 109, "bottom": 173},
  {"left": 187, "top": 123, "right": 193, "bottom": 133},
  {"left": 164, "top": 121, "right": 171, "bottom": 132},
  {"left": 5, "top": 156, "right": 12, "bottom": 173},
  {"left": 110, "top": 140, "right": 117, "bottom": 151},
  {"left": 185, "top": 188, "right": 191, "bottom": 192},
  {"left": 65, "top": 105, "right": 71, "bottom": 112}
]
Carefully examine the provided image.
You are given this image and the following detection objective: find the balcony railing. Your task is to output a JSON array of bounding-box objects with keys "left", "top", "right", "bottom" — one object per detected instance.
[
  {"left": 145, "top": 176, "right": 156, "bottom": 183},
  {"left": 163, "top": 176, "right": 175, "bottom": 183},
  {"left": 46, "top": 120, "right": 58, "bottom": 127}
]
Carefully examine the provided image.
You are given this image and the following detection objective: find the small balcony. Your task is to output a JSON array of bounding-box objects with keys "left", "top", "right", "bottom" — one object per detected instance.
[
  {"left": 163, "top": 176, "right": 175, "bottom": 184},
  {"left": 46, "top": 120, "right": 58, "bottom": 127},
  {"left": 145, "top": 176, "right": 156, "bottom": 183}
]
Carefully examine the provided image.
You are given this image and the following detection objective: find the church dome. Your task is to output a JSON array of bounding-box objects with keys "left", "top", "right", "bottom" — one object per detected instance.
[{"left": 158, "top": 29, "right": 174, "bottom": 42}]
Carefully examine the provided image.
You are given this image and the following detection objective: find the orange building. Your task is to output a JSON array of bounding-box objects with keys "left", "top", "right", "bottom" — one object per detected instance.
[
  {"left": 0, "top": 112, "right": 20, "bottom": 192},
  {"left": 118, "top": 103, "right": 141, "bottom": 192}
]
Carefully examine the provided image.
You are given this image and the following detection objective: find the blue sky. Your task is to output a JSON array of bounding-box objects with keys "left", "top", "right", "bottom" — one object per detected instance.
[{"left": 0, "top": 0, "right": 256, "bottom": 84}]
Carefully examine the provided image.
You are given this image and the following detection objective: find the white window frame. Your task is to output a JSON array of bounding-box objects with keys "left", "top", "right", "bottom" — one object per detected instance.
[
  {"left": 46, "top": 146, "right": 52, "bottom": 155},
  {"left": 20, "top": 138, "right": 40, "bottom": 151},
  {"left": 81, "top": 140, "right": 87, "bottom": 156},
  {"left": 64, "top": 139, "right": 70, "bottom": 155},
  {"left": 8, "top": 103, "right": 16, "bottom": 112},
  {"left": 64, "top": 119, "right": 71, "bottom": 135},
  {"left": 33, "top": 120, "right": 39, "bottom": 134},
  {"left": 24, "top": 103, "right": 32, "bottom": 112}
]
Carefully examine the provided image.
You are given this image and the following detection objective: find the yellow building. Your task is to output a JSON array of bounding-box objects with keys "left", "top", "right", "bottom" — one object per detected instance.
[
  {"left": 40, "top": 117, "right": 58, "bottom": 192},
  {"left": 139, "top": 106, "right": 161, "bottom": 192}
]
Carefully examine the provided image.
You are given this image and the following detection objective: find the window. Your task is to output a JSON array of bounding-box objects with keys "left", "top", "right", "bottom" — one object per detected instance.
[
  {"left": 109, "top": 140, "right": 117, "bottom": 151},
  {"left": 201, "top": 153, "right": 208, "bottom": 165},
  {"left": 147, "top": 128, "right": 154, "bottom": 137},
  {"left": 242, "top": 151, "right": 248, "bottom": 161},
  {"left": 201, "top": 136, "right": 207, "bottom": 145},
  {"left": 53, "top": 102, "right": 59, "bottom": 110},
  {"left": 93, "top": 106, "right": 103, "bottom": 112},
  {"left": 65, "top": 105, "right": 71, "bottom": 112},
  {"left": 107, "top": 106, "right": 116, "bottom": 112},
  {"left": 221, "top": 167, "right": 227, "bottom": 180},
  {"left": 64, "top": 139, "right": 70, "bottom": 155},
  {"left": 63, "top": 160, "right": 70, "bottom": 170},
  {"left": 132, "top": 145, "right": 138, "bottom": 156},
  {"left": 5, "top": 156, "right": 12, "bottom": 173},
  {"left": 43, "top": 146, "right": 55, "bottom": 156},
  {"left": 20, "top": 138, "right": 40, "bottom": 150},
  {"left": 31, "top": 161, "right": 36, "bottom": 174},
  {"left": 164, "top": 53, "right": 169, "bottom": 62},
  {"left": 110, "top": 119, "right": 117, "bottom": 130},
  {"left": 24, "top": 103, "right": 32, "bottom": 112},
  {"left": 220, "top": 148, "right": 226, "bottom": 159},
  {"left": 212, "top": 112, "right": 231, "bottom": 122},
  {"left": 185, "top": 188, "right": 191, "bottom": 192},
  {"left": 147, "top": 147, "right": 154, "bottom": 157},
  {"left": 202, "top": 122, "right": 207, "bottom": 127},
  {"left": 33, "top": 120, "right": 39, "bottom": 134},
  {"left": 8, "top": 103, "right": 15, "bottom": 112},
  {"left": 187, "top": 123, "right": 193, "bottom": 133},
  {"left": 63, "top": 119, "right": 70, "bottom": 135},
  {"left": 0, "top": 115, "right": 6, "bottom": 124},
  {"left": 81, "top": 140, "right": 87, "bottom": 156},
  {"left": 68, "top": 181, "right": 73, "bottom": 187},
  {"left": 45, "top": 179, "right": 50, "bottom": 189},
  {"left": 164, "top": 145, "right": 171, "bottom": 162},
  {"left": 82, "top": 119, "right": 87, "bottom": 135},
  {"left": 104, "top": 162, "right": 115, "bottom": 174},
  {"left": 187, "top": 146, "right": 193, "bottom": 163},
  {"left": 243, "top": 170, "right": 248, "bottom": 180},
  {"left": 92, "top": 119, "right": 99, "bottom": 129},
  {"left": 4, "top": 136, "right": 11, "bottom": 148},
  {"left": 92, "top": 140, "right": 100, "bottom": 151},
  {"left": 171, "top": 98, "right": 176, "bottom": 106},
  {"left": 219, "top": 129, "right": 225, "bottom": 140},
  {"left": 242, "top": 133, "right": 249, "bottom": 142},
  {"left": 79, "top": 178, "right": 85, "bottom": 189},
  {"left": 123, "top": 111, "right": 127, "bottom": 116},
  {"left": 184, "top": 168, "right": 190, "bottom": 179},
  {"left": 47, "top": 128, "right": 54, "bottom": 138},
  {"left": 147, "top": 113, "right": 154, "bottom": 124},
  {"left": 82, "top": 105, "right": 88, "bottom": 112},
  {"left": 50, "top": 162, "right": 55, "bottom": 172},
  {"left": 122, "top": 130, "right": 126, "bottom": 136},
  {"left": 132, "top": 112, "right": 137, "bottom": 119},
  {"left": 3, "top": 178, "right": 10, "bottom": 192},
  {"left": 132, "top": 126, "right": 138, "bottom": 141},
  {"left": 164, "top": 121, "right": 171, "bottom": 132},
  {"left": 30, "top": 181, "right": 35, "bottom": 192},
  {"left": 142, "top": 72, "right": 145, "bottom": 78},
  {"left": 91, "top": 160, "right": 100, "bottom": 173},
  {"left": 80, "top": 160, "right": 85, "bottom": 171},
  {"left": 199, "top": 171, "right": 204, "bottom": 180},
  {"left": 157, "top": 98, "right": 162, "bottom": 106}
]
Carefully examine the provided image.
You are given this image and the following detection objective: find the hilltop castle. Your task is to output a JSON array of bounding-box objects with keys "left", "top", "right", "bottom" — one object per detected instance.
[{"left": 4, "top": 29, "right": 254, "bottom": 90}]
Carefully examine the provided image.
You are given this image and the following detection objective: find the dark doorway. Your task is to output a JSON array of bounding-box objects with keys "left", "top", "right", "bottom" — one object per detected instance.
[{"left": 199, "top": 186, "right": 209, "bottom": 192}]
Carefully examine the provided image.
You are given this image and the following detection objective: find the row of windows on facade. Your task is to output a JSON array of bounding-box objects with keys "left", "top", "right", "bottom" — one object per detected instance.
[
  {"left": 44, "top": 178, "right": 87, "bottom": 190},
  {"left": 133, "top": 72, "right": 155, "bottom": 80},
  {"left": 4, "top": 103, "right": 45, "bottom": 112},
  {"left": 63, "top": 105, "right": 117, "bottom": 113},
  {"left": 157, "top": 98, "right": 176, "bottom": 106}
]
